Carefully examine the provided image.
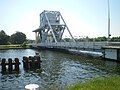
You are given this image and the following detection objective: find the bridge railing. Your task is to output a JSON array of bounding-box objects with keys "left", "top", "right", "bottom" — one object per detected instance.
[
  {"left": 29, "top": 42, "right": 120, "bottom": 52},
  {"left": 30, "top": 42, "right": 110, "bottom": 51}
]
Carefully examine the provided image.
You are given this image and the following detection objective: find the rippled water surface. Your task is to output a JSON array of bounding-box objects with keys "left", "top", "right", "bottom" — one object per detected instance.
[{"left": 0, "top": 49, "right": 120, "bottom": 90}]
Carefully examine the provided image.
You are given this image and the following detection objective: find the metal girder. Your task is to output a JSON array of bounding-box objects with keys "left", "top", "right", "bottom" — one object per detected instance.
[{"left": 33, "top": 10, "right": 76, "bottom": 43}]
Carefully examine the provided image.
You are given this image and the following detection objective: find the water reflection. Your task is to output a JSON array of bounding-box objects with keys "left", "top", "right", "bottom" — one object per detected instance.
[{"left": 0, "top": 49, "right": 120, "bottom": 90}]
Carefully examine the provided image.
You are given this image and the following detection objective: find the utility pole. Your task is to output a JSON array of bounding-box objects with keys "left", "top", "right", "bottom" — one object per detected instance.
[{"left": 108, "top": 0, "right": 111, "bottom": 41}]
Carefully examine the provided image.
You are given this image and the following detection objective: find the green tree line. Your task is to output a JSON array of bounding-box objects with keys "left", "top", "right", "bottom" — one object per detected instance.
[
  {"left": 64, "top": 36, "right": 120, "bottom": 42},
  {"left": 0, "top": 30, "right": 26, "bottom": 45}
]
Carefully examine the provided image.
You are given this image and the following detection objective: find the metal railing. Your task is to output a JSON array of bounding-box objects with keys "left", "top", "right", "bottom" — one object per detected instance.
[{"left": 30, "top": 41, "right": 117, "bottom": 52}]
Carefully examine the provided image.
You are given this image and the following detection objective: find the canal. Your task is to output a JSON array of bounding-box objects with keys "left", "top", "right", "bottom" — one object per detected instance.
[{"left": 0, "top": 49, "right": 120, "bottom": 90}]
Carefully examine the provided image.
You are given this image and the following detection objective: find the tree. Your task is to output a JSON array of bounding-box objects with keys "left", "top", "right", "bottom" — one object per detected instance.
[
  {"left": 89, "top": 36, "right": 107, "bottom": 42},
  {"left": 96, "top": 36, "right": 107, "bottom": 41},
  {"left": 0, "top": 30, "right": 5, "bottom": 35},
  {"left": 10, "top": 31, "right": 26, "bottom": 44},
  {"left": 111, "top": 37, "right": 120, "bottom": 42},
  {"left": 0, "top": 30, "right": 10, "bottom": 45},
  {"left": 63, "top": 38, "right": 72, "bottom": 42}
]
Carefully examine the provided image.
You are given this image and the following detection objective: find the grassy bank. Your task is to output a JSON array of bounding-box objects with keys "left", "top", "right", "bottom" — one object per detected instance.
[
  {"left": 66, "top": 76, "right": 120, "bottom": 90},
  {"left": 0, "top": 44, "right": 30, "bottom": 50}
]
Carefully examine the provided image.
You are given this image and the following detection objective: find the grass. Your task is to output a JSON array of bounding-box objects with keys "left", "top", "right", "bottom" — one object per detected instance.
[
  {"left": 0, "top": 44, "right": 30, "bottom": 50},
  {"left": 66, "top": 76, "right": 120, "bottom": 90}
]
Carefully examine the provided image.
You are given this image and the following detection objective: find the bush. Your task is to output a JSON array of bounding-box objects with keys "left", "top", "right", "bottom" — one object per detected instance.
[{"left": 21, "top": 42, "right": 27, "bottom": 47}]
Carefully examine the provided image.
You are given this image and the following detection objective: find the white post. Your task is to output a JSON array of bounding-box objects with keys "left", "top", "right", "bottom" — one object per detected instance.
[{"left": 25, "top": 84, "right": 39, "bottom": 90}]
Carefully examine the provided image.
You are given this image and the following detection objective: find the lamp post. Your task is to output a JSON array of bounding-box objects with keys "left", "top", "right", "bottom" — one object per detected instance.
[{"left": 108, "top": 0, "right": 111, "bottom": 41}]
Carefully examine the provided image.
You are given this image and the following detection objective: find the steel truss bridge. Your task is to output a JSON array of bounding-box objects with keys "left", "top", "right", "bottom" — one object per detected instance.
[{"left": 31, "top": 10, "right": 120, "bottom": 54}]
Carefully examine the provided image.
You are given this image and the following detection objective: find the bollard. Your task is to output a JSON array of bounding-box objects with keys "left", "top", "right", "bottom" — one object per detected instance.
[
  {"left": 22, "top": 56, "right": 42, "bottom": 70},
  {"left": 35, "top": 56, "right": 42, "bottom": 63},
  {"left": 23, "top": 56, "right": 31, "bottom": 69},
  {"left": 29, "top": 60, "right": 32, "bottom": 69},
  {"left": 15, "top": 58, "right": 19, "bottom": 71},
  {"left": 35, "top": 60, "right": 40, "bottom": 69},
  {"left": 1, "top": 58, "right": 6, "bottom": 71},
  {"left": 25, "top": 57, "right": 29, "bottom": 69},
  {"left": 29, "top": 56, "right": 35, "bottom": 69},
  {"left": 36, "top": 56, "right": 40, "bottom": 61},
  {"left": 37, "top": 56, "right": 42, "bottom": 63},
  {"left": 23, "top": 56, "right": 27, "bottom": 68},
  {"left": 35, "top": 56, "right": 42, "bottom": 69},
  {"left": 29, "top": 56, "right": 33, "bottom": 60},
  {"left": 34, "top": 56, "right": 39, "bottom": 69},
  {"left": 8, "top": 58, "right": 13, "bottom": 72},
  {"left": 25, "top": 84, "right": 39, "bottom": 90},
  {"left": 22, "top": 57, "right": 29, "bottom": 69}
]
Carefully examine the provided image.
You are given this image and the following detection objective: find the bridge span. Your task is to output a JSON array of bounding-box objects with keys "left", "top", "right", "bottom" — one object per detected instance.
[
  {"left": 31, "top": 10, "right": 120, "bottom": 61},
  {"left": 30, "top": 42, "right": 120, "bottom": 52},
  {"left": 30, "top": 42, "right": 120, "bottom": 61}
]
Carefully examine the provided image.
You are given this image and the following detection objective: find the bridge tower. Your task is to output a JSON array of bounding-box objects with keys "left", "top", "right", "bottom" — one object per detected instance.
[{"left": 33, "top": 10, "right": 75, "bottom": 43}]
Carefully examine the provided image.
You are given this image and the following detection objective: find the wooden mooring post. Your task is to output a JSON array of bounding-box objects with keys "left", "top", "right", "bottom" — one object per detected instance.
[
  {"left": 1, "top": 58, "right": 6, "bottom": 71},
  {"left": 15, "top": 58, "right": 20, "bottom": 71},
  {"left": 23, "top": 56, "right": 29, "bottom": 69},
  {"left": 0, "top": 58, "right": 20, "bottom": 72},
  {"left": 22, "top": 56, "right": 42, "bottom": 70},
  {"left": 8, "top": 58, "right": 13, "bottom": 71}
]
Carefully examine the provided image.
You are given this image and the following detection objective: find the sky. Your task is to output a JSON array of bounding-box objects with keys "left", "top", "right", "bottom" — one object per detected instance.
[{"left": 0, "top": 0, "right": 120, "bottom": 40}]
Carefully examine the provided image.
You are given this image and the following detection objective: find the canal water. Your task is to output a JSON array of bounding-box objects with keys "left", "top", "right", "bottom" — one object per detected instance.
[{"left": 0, "top": 49, "right": 120, "bottom": 90}]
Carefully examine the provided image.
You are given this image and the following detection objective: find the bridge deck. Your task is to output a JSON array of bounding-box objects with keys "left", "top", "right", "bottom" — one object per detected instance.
[
  {"left": 30, "top": 42, "right": 120, "bottom": 52},
  {"left": 30, "top": 42, "right": 111, "bottom": 52},
  {"left": 30, "top": 42, "right": 120, "bottom": 60}
]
